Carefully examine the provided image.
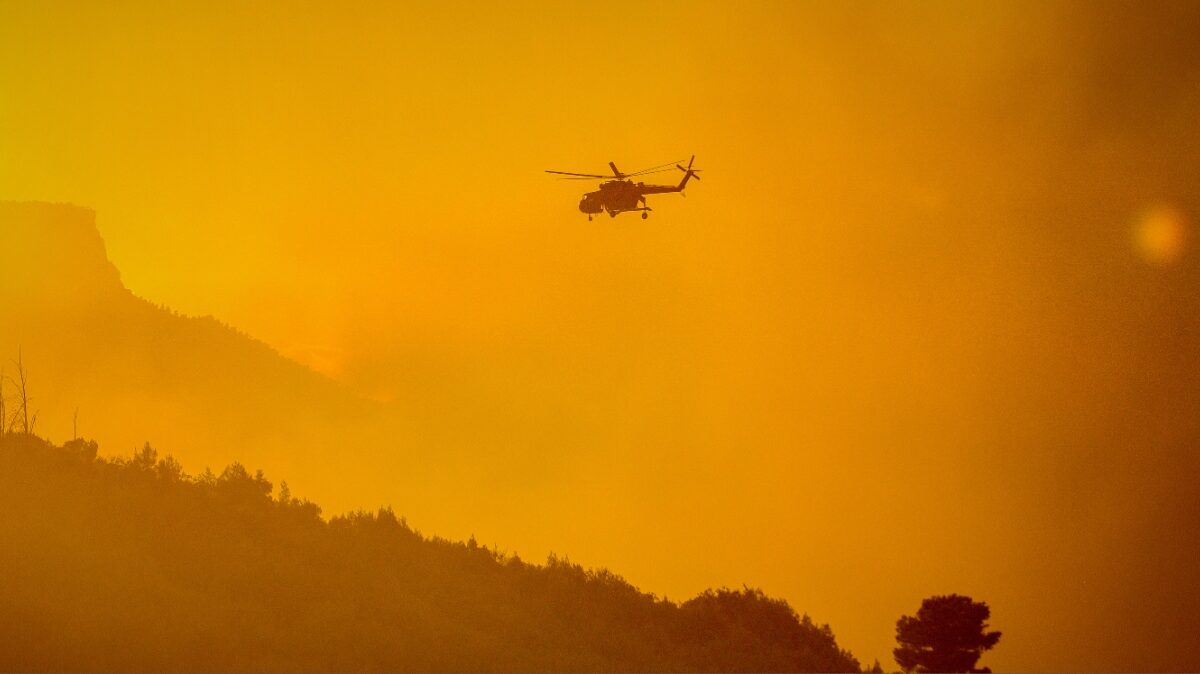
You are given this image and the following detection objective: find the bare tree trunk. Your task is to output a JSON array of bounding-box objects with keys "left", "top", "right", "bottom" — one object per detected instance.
[
  {"left": 14, "top": 348, "right": 30, "bottom": 435},
  {"left": 0, "top": 365, "right": 6, "bottom": 437}
]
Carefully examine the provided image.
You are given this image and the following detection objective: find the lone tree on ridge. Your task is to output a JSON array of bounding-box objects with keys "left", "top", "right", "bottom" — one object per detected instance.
[{"left": 894, "top": 594, "right": 1001, "bottom": 673}]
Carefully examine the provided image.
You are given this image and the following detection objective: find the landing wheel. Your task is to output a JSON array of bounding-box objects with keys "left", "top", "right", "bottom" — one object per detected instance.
[
  {"left": 609, "top": 211, "right": 618, "bottom": 218},
  {"left": 587, "top": 215, "right": 592, "bottom": 221},
  {"left": 641, "top": 211, "right": 648, "bottom": 219}
]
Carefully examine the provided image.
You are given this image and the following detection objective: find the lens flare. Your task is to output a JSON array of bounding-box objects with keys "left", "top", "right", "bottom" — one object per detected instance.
[{"left": 1133, "top": 204, "right": 1189, "bottom": 266}]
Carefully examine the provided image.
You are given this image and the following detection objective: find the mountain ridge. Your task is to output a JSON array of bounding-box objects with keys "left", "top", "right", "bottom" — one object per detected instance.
[
  {"left": 0, "top": 200, "right": 396, "bottom": 511},
  {"left": 0, "top": 200, "right": 358, "bottom": 394}
]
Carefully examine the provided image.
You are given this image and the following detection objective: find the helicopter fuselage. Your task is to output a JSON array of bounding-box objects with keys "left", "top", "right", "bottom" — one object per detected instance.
[
  {"left": 578, "top": 173, "right": 694, "bottom": 219},
  {"left": 579, "top": 180, "right": 640, "bottom": 216}
]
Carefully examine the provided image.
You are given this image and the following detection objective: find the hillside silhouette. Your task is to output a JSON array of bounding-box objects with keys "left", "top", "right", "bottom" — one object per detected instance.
[
  {"left": 0, "top": 201, "right": 402, "bottom": 511},
  {"left": 0, "top": 432, "right": 861, "bottom": 672}
]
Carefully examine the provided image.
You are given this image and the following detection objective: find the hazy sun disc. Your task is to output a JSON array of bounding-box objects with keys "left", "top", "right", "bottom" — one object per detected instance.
[{"left": 1133, "top": 204, "right": 1189, "bottom": 266}]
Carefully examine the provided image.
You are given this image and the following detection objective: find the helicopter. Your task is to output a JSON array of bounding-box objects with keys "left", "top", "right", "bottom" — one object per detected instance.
[{"left": 546, "top": 156, "right": 701, "bottom": 220}]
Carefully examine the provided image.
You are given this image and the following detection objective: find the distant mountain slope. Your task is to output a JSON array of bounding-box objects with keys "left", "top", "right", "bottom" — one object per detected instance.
[
  {"left": 0, "top": 201, "right": 400, "bottom": 507},
  {"left": 0, "top": 433, "right": 861, "bottom": 672}
]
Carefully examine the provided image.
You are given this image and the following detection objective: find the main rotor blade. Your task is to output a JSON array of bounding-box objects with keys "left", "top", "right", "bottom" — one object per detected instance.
[
  {"left": 626, "top": 159, "right": 686, "bottom": 176},
  {"left": 558, "top": 168, "right": 678, "bottom": 181},
  {"left": 623, "top": 168, "right": 677, "bottom": 177},
  {"left": 545, "top": 170, "right": 610, "bottom": 178}
]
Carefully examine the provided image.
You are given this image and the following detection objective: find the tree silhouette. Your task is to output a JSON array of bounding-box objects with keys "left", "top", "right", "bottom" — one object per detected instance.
[{"left": 894, "top": 594, "right": 1001, "bottom": 673}]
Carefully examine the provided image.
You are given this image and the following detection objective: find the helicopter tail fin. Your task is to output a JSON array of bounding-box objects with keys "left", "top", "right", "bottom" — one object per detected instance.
[{"left": 675, "top": 155, "right": 700, "bottom": 191}]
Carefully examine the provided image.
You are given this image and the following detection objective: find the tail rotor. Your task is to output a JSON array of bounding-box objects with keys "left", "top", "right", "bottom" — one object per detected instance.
[
  {"left": 675, "top": 155, "right": 701, "bottom": 181},
  {"left": 675, "top": 155, "right": 701, "bottom": 192}
]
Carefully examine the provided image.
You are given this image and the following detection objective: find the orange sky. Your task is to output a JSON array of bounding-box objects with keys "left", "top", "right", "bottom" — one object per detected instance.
[{"left": 4, "top": 1, "right": 1200, "bottom": 670}]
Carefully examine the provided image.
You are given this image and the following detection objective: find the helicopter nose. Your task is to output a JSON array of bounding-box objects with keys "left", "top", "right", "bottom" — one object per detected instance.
[{"left": 579, "top": 195, "right": 601, "bottom": 214}]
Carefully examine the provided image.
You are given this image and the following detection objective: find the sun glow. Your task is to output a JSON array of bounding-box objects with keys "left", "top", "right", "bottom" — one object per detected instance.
[{"left": 1134, "top": 204, "right": 1189, "bottom": 266}]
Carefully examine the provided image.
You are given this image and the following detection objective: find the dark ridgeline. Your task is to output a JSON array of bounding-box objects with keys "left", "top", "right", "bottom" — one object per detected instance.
[{"left": 0, "top": 433, "right": 861, "bottom": 673}]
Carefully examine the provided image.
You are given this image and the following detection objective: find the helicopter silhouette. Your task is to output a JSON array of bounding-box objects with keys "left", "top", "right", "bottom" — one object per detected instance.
[{"left": 546, "top": 156, "right": 701, "bottom": 220}]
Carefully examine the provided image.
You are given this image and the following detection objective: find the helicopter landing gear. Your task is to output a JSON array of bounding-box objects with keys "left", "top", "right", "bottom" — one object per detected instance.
[
  {"left": 587, "top": 215, "right": 592, "bottom": 221},
  {"left": 609, "top": 211, "right": 618, "bottom": 218},
  {"left": 641, "top": 211, "right": 648, "bottom": 219}
]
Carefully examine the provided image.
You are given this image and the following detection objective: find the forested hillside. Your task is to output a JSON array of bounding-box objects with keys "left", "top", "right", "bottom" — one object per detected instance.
[{"left": 0, "top": 433, "right": 861, "bottom": 672}]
